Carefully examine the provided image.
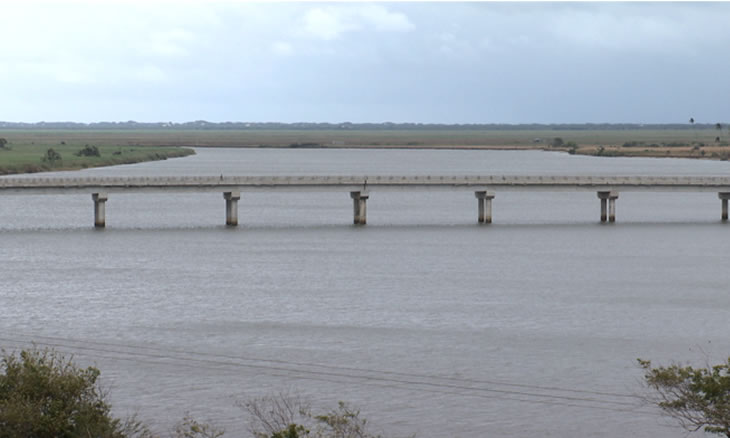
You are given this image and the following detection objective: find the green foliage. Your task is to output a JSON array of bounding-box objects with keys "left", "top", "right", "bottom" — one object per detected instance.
[
  {"left": 75, "top": 144, "right": 101, "bottom": 157},
  {"left": 41, "top": 148, "right": 62, "bottom": 165},
  {"left": 639, "top": 357, "right": 730, "bottom": 437},
  {"left": 622, "top": 140, "right": 645, "bottom": 147},
  {"left": 271, "top": 424, "right": 309, "bottom": 438},
  {"left": 0, "top": 348, "right": 136, "bottom": 438},
  {"left": 0, "top": 138, "right": 7, "bottom": 149},
  {"left": 244, "top": 394, "right": 397, "bottom": 438},
  {"left": 312, "top": 402, "right": 383, "bottom": 438},
  {"left": 550, "top": 137, "right": 564, "bottom": 147},
  {"left": 173, "top": 415, "right": 225, "bottom": 438}
]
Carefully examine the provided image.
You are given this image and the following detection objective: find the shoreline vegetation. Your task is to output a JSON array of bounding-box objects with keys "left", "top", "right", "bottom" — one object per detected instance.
[
  {"left": 2, "top": 122, "right": 730, "bottom": 174},
  {"left": 0, "top": 142, "right": 195, "bottom": 175}
]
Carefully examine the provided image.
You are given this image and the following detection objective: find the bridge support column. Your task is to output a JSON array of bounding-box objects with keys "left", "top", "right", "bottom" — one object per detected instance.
[
  {"left": 92, "top": 193, "right": 108, "bottom": 228},
  {"left": 350, "top": 191, "right": 369, "bottom": 225},
  {"left": 719, "top": 193, "right": 730, "bottom": 221},
  {"left": 597, "top": 191, "right": 619, "bottom": 223},
  {"left": 224, "top": 191, "right": 240, "bottom": 226},
  {"left": 475, "top": 191, "right": 495, "bottom": 224}
]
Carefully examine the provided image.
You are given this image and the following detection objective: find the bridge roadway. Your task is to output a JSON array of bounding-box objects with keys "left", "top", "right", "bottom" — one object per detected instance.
[{"left": 2, "top": 175, "right": 730, "bottom": 227}]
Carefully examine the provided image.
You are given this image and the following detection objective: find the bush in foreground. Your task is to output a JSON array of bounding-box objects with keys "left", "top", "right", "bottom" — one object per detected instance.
[
  {"left": 0, "top": 348, "right": 149, "bottom": 438},
  {"left": 243, "top": 393, "right": 396, "bottom": 438},
  {"left": 1, "top": 348, "right": 405, "bottom": 438},
  {"left": 639, "top": 357, "right": 730, "bottom": 437}
]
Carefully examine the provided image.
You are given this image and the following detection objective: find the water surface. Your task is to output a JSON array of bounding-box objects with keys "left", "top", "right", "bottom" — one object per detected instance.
[{"left": 1, "top": 148, "right": 729, "bottom": 437}]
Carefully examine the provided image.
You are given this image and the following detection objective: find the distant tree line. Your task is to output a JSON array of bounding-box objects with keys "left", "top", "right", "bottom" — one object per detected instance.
[{"left": 0, "top": 121, "right": 725, "bottom": 131}]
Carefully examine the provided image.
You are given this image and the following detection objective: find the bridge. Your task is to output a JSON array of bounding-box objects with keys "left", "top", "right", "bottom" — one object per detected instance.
[{"left": 2, "top": 175, "right": 730, "bottom": 227}]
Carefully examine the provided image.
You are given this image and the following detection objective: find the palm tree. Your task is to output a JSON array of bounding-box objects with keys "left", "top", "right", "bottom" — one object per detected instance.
[{"left": 716, "top": 123, "right": 723, "bottom": 143}]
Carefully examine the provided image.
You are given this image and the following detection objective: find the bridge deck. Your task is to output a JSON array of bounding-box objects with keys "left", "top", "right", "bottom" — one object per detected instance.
[{"left": 2, "top": 175, "right": 730, "bottom": 194}]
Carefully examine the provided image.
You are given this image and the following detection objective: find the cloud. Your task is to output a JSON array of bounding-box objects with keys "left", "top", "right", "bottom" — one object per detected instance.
[
  {"left": 271, "top": 41, "right": 294, "bottom": 56},
  {"left": 302, "top": 8, "right": 355, "bottom": 40},
  {"left": 358, "top": 5, "right": 415, "bottom": 32},
  {"left": 135, "top": 65, "right": 166, "bottom": 82},
  {"left": 143, "top": 29, "right": 197, "bottom": 57},
  {"left": 301, "top": 5, "right": 414, "bottom": 41},
  {"left": 543, "top": 3, "right": 730, "bottom": 53}
]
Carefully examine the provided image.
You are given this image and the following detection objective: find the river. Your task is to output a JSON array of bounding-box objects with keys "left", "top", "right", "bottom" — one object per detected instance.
[{"left": 1, "top": 148, "right": 729, "bottom": 437}]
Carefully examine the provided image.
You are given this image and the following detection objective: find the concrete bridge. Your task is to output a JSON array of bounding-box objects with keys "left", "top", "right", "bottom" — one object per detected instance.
[{"left": 2, "top": 175, "right": 730, "bottom": 227}]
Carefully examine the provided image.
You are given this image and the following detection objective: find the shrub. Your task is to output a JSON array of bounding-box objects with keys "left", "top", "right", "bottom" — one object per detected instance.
[
  {"left": 243, "top": 393, "right": 398, "bottom": 438},
  {"left": 76, "top": 144, "right": 101, "bottom": 157},
  {"left": 0, "top": 348, "right": 148, "bottom": 438},
  {"left": 639, "top": 357, "right": 730, "bottom": 437},
  {"left": 622, "top": 141, "right": 644, "bottom": 148},
  {"left": 41, "top": 148, "right": 62, "bottom": 165},
  {"left": 550, "top": 137, "right": 564, "bottom": 148}
]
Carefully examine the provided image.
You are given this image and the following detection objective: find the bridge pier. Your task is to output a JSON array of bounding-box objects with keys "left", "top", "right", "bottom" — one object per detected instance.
[
  {"left": 597, "top": 191, "right": 619, "bottom": 223},
  {"left": 719, "top": 193, "right": 730, "bottom": 221},
  {"left": 224, "top": 191, "right": 240, "bottom": 226},
  {"left": 92, "top": 193, "right": 108, "bottom": 228},
  {"left": 475, "top": 191, "right": 495, "bottom": 224},
  {"left": 350, "top": 191, "right": 369, "bottom": 225}
]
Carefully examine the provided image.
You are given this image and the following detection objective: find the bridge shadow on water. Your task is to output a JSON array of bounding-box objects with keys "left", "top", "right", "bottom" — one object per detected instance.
[{"left": 0, "top": 219, "right": 725, "bottom": 235}]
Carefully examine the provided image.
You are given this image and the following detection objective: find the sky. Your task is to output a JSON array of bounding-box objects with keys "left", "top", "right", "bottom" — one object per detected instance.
[{"left": 2, "top": 1, "right": 730, "bottom": 125}]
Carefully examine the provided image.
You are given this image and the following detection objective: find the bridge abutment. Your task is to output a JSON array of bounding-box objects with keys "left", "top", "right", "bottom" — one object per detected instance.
[
  {"left": 597, "top": 191, "right": 619, "bottom": 223},
  {"left": 719, "top": 192, "right": 730, "bottom": 221},
  {"left": 350, "top": 191, "right": 369, "bottom": 225},
  {"left": 475, "top": 191, "right": 495, "bottom": 224},
  {"left": 224, "top": 191, "right": 240, "bottom": 226},
  {"left": 92, "top": 193, "right": 108, "bottom": 228}
]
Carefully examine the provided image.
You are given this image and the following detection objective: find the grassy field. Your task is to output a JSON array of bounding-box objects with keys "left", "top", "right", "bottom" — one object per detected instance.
[
  {"left": 0, "top": 141, "right": 194, "bottom": 175},
  {"left": 1, "top": 127, "right": 729, "bottom": 175},
  {"left": 2, "top": 127, "right": 728, "bottom": 148}
]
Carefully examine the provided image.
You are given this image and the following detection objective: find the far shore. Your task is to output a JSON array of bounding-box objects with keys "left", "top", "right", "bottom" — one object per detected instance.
[{"left": 2, "top": 126, "right": 729, "bottom": 175}]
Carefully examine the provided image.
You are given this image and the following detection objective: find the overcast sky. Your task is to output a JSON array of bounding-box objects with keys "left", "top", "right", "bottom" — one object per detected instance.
[{"left": 2, "top": 1, "right": 730, "bottom": 124}]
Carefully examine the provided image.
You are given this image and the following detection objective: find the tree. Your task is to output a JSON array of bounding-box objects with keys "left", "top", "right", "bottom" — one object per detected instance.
[
  {"left": 690, "top": 118, "right": 697, "bottom": 140},
  {"left": 42, "top": 148, "right": 62, "bottom": 165},
  {"left": 0, "top": 348, "right": 149, "bottom": 438},
  {"left": 551, "top": 137, "right": 564, "bottom": 148},
  {"left": 75, "top": 144, "right": 101, "bottom": 157},
  {"left": 638, "top": 357, "right": 730, "bottom": 437},
  {"left": 0, "top": 138, "right": 7, "bottom": 149}
]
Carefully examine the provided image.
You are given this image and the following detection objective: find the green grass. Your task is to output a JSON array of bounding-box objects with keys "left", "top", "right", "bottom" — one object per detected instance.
[
  {"left": 0, "top": 142, "right": 194, "bottom": 175},
  {"left": 0, "top": 127, "right": 727, "bottom": 148}
]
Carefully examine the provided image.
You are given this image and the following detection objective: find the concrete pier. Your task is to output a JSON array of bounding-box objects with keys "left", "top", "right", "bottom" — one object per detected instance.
[
  {"left": 597, "top": 191, "right": 619, "bottom": 223},
  {"left": 92, "top": 193, "right": 108, "bottom": 228},
  {"left": 223, "top": 191, "right": 240, "bottom": 226},
  {"left": 4, "top": 175, "right": 730, "bottom": 227},
  {"left": 475, "top": 191, "right": 495, "bottom": 224},
  {"left": 350, "top": 191, "right": 369, "bottom": 225},
  {"left": 720, "top": 193, "right": 730, "bottom": 221}
]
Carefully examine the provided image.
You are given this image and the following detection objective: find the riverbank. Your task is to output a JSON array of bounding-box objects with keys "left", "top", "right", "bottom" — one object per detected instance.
[
  {"left": 2, "top": 127, "right": 729, "bottom": 176},
  {"left": 0, "top": 143, "right": 195, "bottom": 175}
]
